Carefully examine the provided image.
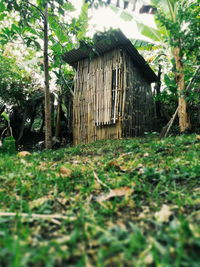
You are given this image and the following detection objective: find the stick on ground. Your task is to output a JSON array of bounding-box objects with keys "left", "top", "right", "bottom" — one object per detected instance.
[{"left": 0, "top": 212, "right": 75, "bottom": 221}]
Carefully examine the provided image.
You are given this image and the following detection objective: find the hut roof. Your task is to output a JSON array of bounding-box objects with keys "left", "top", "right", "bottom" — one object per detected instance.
[{"left": 63, "top": 30, "right": 157, "bottom": 84}]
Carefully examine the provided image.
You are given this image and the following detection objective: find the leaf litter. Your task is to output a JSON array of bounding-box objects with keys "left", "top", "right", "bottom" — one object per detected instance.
[{"left": 0, "top": 135, "right": 200, "bottom": 266}]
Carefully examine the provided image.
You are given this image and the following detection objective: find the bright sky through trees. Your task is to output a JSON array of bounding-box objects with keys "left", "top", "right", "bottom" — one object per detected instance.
[{"left": 71, "top": 0, "right": 156, "bottom": 40}]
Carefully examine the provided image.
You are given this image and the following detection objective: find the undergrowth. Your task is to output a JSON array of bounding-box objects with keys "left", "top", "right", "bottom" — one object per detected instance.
[{"left": 0, "top": 134, "right": 200, "bottom": 266}]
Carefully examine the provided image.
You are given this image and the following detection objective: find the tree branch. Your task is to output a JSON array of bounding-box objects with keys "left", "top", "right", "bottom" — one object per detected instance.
[
  {"left": 60, "top": 70, "right": 75, "bottom": 97},
  {"left": 27, "top": 1, "right": 45, "bottom": 20},
  {"left": 186, "top": 66, "right": 200, "bottom": 91}
]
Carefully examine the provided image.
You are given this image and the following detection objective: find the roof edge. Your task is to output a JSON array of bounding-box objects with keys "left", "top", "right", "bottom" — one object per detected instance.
[{"left": 63, "top": 30, "right": 158, "bottom": 83}]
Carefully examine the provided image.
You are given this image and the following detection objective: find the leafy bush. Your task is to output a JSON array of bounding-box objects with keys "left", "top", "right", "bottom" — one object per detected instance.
[
  {"left": 0, "top": 54, "right": 39, "bottom": 106},
  {"left": 0, "top": 136, "right": 16, "bottom": 154}
]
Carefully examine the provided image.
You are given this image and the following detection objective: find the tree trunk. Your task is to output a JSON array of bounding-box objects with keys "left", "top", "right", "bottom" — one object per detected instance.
[
  {"left": 55, "top": 95, "right": 62, "bottom": 139},
  {"left": 154, "top": 64, "right": 162, "bottom": 119},
  {"left": 44, "top": 4, "right": 52, "bottom": 149},
  {"left": 17, "top": 106, "right": 28, "bottom": 142},
  {"left": 173, "top": 47, "right": 190, "bottom": 133},
  {"left": 51, "top": 94, "right": 55, "bottom": 131}
]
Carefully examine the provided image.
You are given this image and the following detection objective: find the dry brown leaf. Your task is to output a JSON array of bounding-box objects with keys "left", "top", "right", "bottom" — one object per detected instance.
[
  {"left": 196, "top": 135, "right": 200, "bottom": 141},
  {"left": 137, "top": 163, "right": 144, "bottom": 168},
  {"left": 17, "top": 151, "right": 31, "bottom": 157},
  {"left": 144, "top": 253, "right": 154, "bottom": 265},
  {"left": 95, "top": 186, "right": 133, "bottom": 202},
  {"left": 194, "top": 187, "right": 200, "bottom": 192},
  {"left": 29, "top": 196, "right": 52, "bottom": 209},
  {"left": 53, "top": 235, "right": 71, "bottom": 244},
  {"left": 155, "top": 205, "right": 172, "bottom": 222},
  {"left": 138, "top": 168, "right": 144, "bottom": 175},
  {"left": 93, "top": 181, "right": 101, "bottom": 190},
  {"left": 80, "top": 166, "right": 88, "bottom": 172},
  {"left": 20, "top": 159, "right": 27, "bottom": 165},
  {"left": 0, "top": 188, "right": 5, "bottom": 192},
  {"left": 108, "top": 160, "right": 130, "bottom": 172},
  {"left": 59, "top": 166, "right": 72, "bottom": 177},
  {"left": 108, "top": 160, "right": 120, "bottom": 168},
  {"left": 189, "top": 223, "right": 200, "bottom": 238},
  {"left": 37, "top": 162, "right": 48, "bottom": 171},
  {"left": 118, "top": 165, "right": 129, "bottom": 172},
  {"left": 144, "top": 253, "right": 153, "bottom": 265}
]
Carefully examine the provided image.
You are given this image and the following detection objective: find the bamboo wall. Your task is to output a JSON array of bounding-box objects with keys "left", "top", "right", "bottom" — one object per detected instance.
[
  {"left": 122, "top": 51, "right": 153, "bottom": 137},
  {"left": 73, "top": 48, "right": 153, "bottom": 145},
  {"left": 73, "top": 48, "right": 124, "bottom": 145}
]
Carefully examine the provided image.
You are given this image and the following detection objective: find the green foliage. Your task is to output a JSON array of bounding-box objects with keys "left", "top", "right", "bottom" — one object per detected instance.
[
  {"left": 154, "top": 0, "right": 199, "bottom": 108},
  {"left": 0, "top": 136, "right": 16, "bottom": 154},
  {"left": 131, "top": 39, "right": 158, "bottom": 51},
  {"left": 113, "top": 0, "right": 199, "bottom": 114},
  {"left": 85, "top": 0, "right": 108, "bottom": 8},
  {"left": 0, "top": 135, "right": 200, "bottom": 265},
  {"left": 0, "top": 53, "right": 38, "bottom": 106},
  {"left": 155, "top": 73, "right": 177, "bottom": 105},
  {"left": 1, "top": 112, "right": 10, "bottom": 122},
  {"left": 1, "top": 0, "right": 89, "bottom": 84}
]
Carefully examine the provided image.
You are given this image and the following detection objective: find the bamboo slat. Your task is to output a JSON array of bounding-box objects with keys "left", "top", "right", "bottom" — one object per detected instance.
[{"left": 72, "top": 48, "right": 153, "bottom": 145}]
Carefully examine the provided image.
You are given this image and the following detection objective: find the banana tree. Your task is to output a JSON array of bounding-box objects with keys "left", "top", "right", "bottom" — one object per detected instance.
[
  {"left": 119, "top": 0, "right": 195, "bottom": 132},
  {"left": 138, "top": 0, "right": 192, "bottom": 132}
]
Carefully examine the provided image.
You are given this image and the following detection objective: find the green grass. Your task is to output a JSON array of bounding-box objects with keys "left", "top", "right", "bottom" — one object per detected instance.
[{"left": 0, "top": 134, "right": 200, "bottom": 266}]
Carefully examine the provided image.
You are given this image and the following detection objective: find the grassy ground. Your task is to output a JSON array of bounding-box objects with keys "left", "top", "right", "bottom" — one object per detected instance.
[{"left": 0, "top": 134, "right": 200, "bottom": 267}]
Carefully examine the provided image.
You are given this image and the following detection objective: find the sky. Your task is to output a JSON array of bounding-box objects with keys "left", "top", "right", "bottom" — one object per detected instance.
[
  {"left": 71, "top": 0, "right": 156, "bottom": 41},
  {"left": 10, "top": 0, "right": 156, "bottom": 86}
]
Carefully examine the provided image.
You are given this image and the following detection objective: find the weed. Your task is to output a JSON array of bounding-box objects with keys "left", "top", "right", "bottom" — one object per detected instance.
[{"left": 0, "top": 134, "right": 200, "bottom": 266}]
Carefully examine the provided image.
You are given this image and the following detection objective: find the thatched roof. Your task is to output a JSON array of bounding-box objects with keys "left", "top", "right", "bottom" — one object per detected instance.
[{"left": 63, "top": 30, "right": 157, "bottom": 84}]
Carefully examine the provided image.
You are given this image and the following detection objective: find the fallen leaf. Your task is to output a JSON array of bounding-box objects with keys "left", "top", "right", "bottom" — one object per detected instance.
[
  {"left": 194, "top": 187, "right": 200, "bottom": 192},
  {"left": 155, "top": 205, "right": 172, "bottom": 223},
  {"left": 138, "top": 168, "right": 144, "bottom": 175},
  {"left": 95, "top": 186, "right": 133, "bottom": 202},
  {"left": 137, "top": 164, "right": 144, "bottom": 168},
  {"left": 196, "top": 135, "right": 200, "bottom": 141},
  {"left": 144, "top": 253, "right": 154, "bottom": 265},
  {"left": 189, "top": 223, "right": 200, "bottom": 238},
  {"left": 138, "top": 212, "right": 145, "bottom": 219},
  {"left": 53, "top": 235, "right": 71, "bottom": 244},
  {"left": 17, "top": 151, "right": 31, "bottom": 157},
  {"left": 107, "top": 160, "right": 129, "bottom": 172},
  {"left": 138, "top": 206, "right": 150, "bottom": 219},
  {"left": 20, "top": 159, "right": 27, "bottom": 165},
  {"left": 118, "top": 165, "right": 129, "bottom": 172},
  {"left": 93, "top": 181, "right": 101, "bottom": 190},
  {"left": 37, "top": 162, "right": 49, "bottom": 171},
  {"left": 108, "top": 160, "right": 120, "bottom": 168},
  {"left": 59, "top": 166, "right": 72, "bottom": 177},
  {"left": 29, "top": 196, "right": 52, "bottom": 209}
]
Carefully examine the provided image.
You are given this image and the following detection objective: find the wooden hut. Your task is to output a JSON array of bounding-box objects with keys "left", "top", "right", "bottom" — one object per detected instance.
[{"left": 64, "top": 30, "right": 157, "bottom": 145}]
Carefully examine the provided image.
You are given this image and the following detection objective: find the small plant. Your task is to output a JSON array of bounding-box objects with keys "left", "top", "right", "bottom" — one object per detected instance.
[
  {"left": 0, "top": 110, "right": 15, "bottom": 154},
  {"left": 0, "top": 136, "right": 16, "bottom": 154},
  {"left": 0, "top": 134, "right": 199, "bottom": 265}
]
